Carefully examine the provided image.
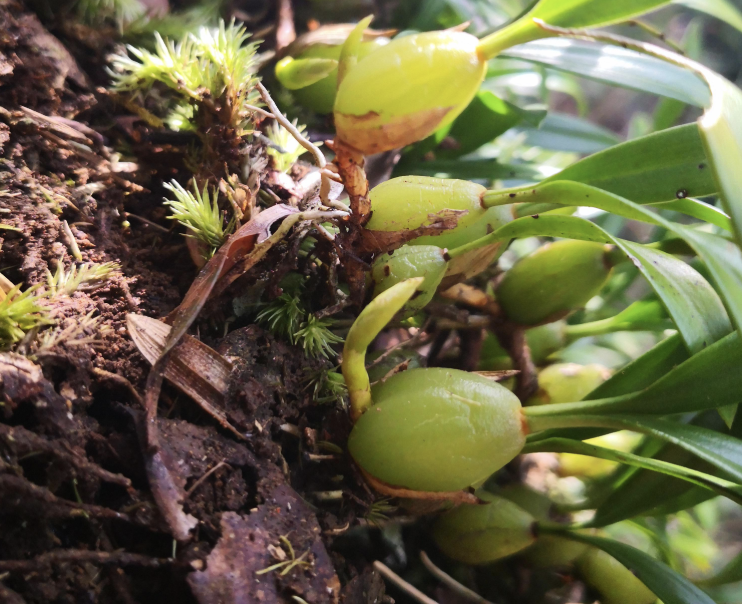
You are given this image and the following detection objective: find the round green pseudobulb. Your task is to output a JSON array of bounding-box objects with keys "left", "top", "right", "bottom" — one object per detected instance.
[
  {"left": 367, "top": 176, "right": 489, "bottom": 247},
  {"left": 276, "top": 27, "right": 389, "bottom": 114},
  {"left": 433, "top": 496, "right": 537, "bottom": 564},
  {"left": 524, "top": 535, "right": 591, "bottom": 568},
  {"left": 348, "top": 368, "right": 526, "bottom": 492},
  {"left": 559, "top": 431, "right": 643, "bottom": 478},
  {"left": 528, "top": 363, "right": 611, "bottom": 406},
  {"left": 334, "top": 31, "right": 487, "bottom": 154},
  {"left": 496, "top": 240, "right": 615, "bottom": 326},
  {"left": 371, "top": 245, "right": 447, "bottom": 313},
  {"left": 576, "top": 547, "right": 656, "bottom": 604}
]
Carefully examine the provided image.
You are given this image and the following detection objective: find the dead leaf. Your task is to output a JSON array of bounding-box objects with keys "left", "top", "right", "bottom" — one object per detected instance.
[{"left": 127, "top": 314, "right": 243, "bottom": 440}]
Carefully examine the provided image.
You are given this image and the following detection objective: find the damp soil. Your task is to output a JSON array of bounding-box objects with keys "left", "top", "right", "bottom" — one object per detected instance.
[{"left": 0, "top": 4, "right": 386, "bottom": 602}]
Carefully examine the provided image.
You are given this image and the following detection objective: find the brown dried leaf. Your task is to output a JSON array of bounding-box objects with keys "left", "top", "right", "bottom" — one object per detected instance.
[
  {"left": 440, "top": 241, "right": 505, "bottom": 290},
  {"left": 127, "top": 314, "right": 243, "bottom": 440},
  {"left": 474, "top": 370, "right": 521, "bottom": 382}
]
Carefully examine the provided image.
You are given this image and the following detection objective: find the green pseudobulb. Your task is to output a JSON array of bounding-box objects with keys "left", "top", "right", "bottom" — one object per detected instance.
[
  {"left": 528, "top": 363, "right": 611, "bottom": 406},
  {"left": 496, "top": 240, "right": 615, "bottom": 326},
  {"left": 334, "top": 31, "right": 487, "bottom": 154},
  {"left": 576, "top": 547, "right": 656, "bottom": 604},
  {"left": 433, "top": 495, "right": 537, "bottom": 564},
  {"left": 348, "top": 368, "right": 526, "bottom": 492},
  {"left": 276, "top": 27, "right": 389, "bottom": 114},
  {"left": 366, "top": 176, "right": 513, "bottom": 250},
  {"left": 370, "top": 245, "right": 447, "bottom": 313}
]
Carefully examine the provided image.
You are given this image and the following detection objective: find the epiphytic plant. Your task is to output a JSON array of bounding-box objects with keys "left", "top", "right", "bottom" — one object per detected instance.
[{"left": 118, "top": 0, "right": 742, "bottom": 600}]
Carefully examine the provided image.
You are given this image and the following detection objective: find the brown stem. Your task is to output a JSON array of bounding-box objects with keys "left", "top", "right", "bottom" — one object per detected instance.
[
  {"left": 0, "top": 551, "right": 172, "bottom": 573},
  {"left": 493, "top": 323, "right": 538, "bottom": 402},
  {"left": 329, "top": 138, "right": 370, "bottom": 227}
]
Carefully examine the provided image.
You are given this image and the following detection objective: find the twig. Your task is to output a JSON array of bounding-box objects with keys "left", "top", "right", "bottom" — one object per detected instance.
[
  {"left": 184, "top": 460, "right": 230, "bottom": 500},
  {"left": 367, "top": 319, "right": 433, "bottom": 370},
  {"left": 373, "top": 561, "right": 439, "bottom": 604},
  {"left": 0, "top": 550, "right": 172, "bottom": 573},
  {"left": 124, "top": 212, "right": 171, "bottom": 234},
  {"left": 256, "top": 83, "right": 343, "bottom": 211},
  {"left": 420, "top": 552, "right": 494, "bottom": 604},
  {"left": 92, "top": 368, "right": 144, "bottom": 407}
]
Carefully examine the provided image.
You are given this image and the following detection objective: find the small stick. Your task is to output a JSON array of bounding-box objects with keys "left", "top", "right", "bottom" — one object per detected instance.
[
  {"left": 0, "top": 550, "right": 172, "bottom": 573},
  {"left": 61, "top": 220, "right": 83, "bottom": 261},
  {"left": 256, "top": 83, "right": 345, "bottom": 211},
  {"left": 420, "top": 552, "right": 494, "bottom": 604},
  {"left": 124, "top": 212, "right": 171, "bottom": 234},
  {"left": 366, "top": 318, "right": 433, "bottom": 370},
  {"left": 373, "top": 561, "right": 440, "bottom": 604},
  {"left": 184, "top": 460, "right": 230, "bottom": 500}
]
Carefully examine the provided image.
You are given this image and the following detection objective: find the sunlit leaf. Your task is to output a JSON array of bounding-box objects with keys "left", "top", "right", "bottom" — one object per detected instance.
[{"left": 502, "top": 38, "right": 710, "bottom": 106}]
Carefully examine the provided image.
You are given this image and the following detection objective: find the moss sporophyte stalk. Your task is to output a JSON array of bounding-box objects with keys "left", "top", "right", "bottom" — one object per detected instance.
[{"left": 342, "top": 279, "right": 742, "bottom": 494}]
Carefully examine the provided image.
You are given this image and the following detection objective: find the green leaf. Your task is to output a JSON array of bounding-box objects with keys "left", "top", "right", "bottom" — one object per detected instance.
[
  {"left": 275, "top": 57, "right": 338, "bottom": 90},
  {"left": 618, "top": 240, "right": 731, "bottom": 353},
  {"left": 526, "top": 331, "right": 742, "bottom": 417},
  {"left": 502, "top": 39, "right": 710, "bottom": 107},
  {"left": 588, "top": 333, "right": 689, "bottom": 399},
  {"left": 522, "top": 113, "right": 620, "bottom": 154},
  {"left": 468, "top": 213, "right": 732, "bottom": 354},
  {"left": 551, "top": 532, "right": 716, "bottom": 604},
  {"left": 525, "top": 437, "right": 742, "bottom": 505},
  {"left": 526, "top": 0, "right": 673, "bottom": 29},
  {"left": 697, "top": 71, "right": 742, "bottom": 247},
  {"left": 673, "top": 226, "right": 742, "bottom": 335},
  {"left": 675, "top": 0, "right": 742, "bottom": 34},
  {"left": 394, "top": 158, "right": 539, "bottom": 181},
  {"left": 589, "top": 450, "right": 713, "bottom": 526},
  {"left": 479, "top": 0, "right": 674, "bottom": 58},
  {"left": 439, "top": 90, "right": 541, "bottom": 158},
  {"left": 650, "top": 198, "right": 732, "bottom": 232},
  {"left": 544, "top": 124, "right": 717, "bottom": 203},
  {"left": 484, "top": 181, "right": 742, "bottom": 336},
  {"left": 585, "top": 412, "right": 734, "bottom": 525},
  {"left": 527, "top": 413, "right": 742, "bottom": 486}
]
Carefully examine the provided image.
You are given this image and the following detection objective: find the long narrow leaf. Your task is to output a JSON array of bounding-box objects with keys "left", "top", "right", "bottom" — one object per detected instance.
[
  {"left": 502, "top": 38, "right": 709, "bottom": 106},
  {"left": 525, "top": 437, "right": 742, "bottom": 504},
  {"left": 544, "top": 124, "right": 717, "bottom": 203},
  {"left": 484, "top": 180, "right": 742, "bottom": 334},
  {"left": 548, "top": 532, "right": 716, "bottom": 604}
]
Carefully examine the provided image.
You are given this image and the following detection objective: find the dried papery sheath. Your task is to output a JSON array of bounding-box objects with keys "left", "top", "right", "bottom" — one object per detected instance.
[{"left": 127, "top": 314, "right": 243, "bottom": 439}]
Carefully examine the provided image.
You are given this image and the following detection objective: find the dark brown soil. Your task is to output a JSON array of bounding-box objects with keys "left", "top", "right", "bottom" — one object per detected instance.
[{"left": 0, "top": 3, "right": 383, "bottom": 602}]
